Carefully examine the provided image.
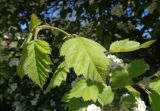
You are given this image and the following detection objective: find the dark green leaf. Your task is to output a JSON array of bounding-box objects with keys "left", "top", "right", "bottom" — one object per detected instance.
[
  {"left": 149, "top": 91, "right": 160, "bottom": 111},
  {"left": 110, "top": 68, "right": 133, "bottom": 88},
  {"left": 127, "top": 59, "right": 146, "bottom": 78}
]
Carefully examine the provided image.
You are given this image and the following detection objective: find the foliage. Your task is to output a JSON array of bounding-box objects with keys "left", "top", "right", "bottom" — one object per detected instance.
[{"left": 1, "top": 0, "right": 160, "bottom": 111}]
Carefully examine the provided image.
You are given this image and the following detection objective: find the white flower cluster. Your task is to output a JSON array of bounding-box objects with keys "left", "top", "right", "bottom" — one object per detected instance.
[
  {"left": 87, "top": 104, "right": 102, "bottom": 111},
  {"left": 107, "top": 54, "right": 124, "bottom": 70},
  {"left": 133, "top": 97, "right": 146, "bottom": 111}
]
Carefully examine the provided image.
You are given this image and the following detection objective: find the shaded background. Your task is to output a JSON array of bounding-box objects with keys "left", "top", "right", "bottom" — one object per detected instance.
[{"left": 0, "top": 0, "right": 160, "bottom": 111}]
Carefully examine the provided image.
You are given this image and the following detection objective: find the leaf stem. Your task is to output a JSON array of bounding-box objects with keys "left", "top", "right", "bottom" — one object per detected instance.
[{"left": 34, "top": 25, "right": 71, "bottom": 40}]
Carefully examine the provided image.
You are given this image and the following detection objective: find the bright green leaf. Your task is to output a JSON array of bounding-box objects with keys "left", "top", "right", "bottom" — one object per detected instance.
[
  {"left": 63, "top": 79, "right": 103, "bottom": 102},
  {"left": 109, "top": 39, "right": 156, "bottom": 53},
  {"left": 47, "top": 62, "right": 69, "bottom": 89},
  {"left": 60, "top": 37, "right": 109, "bottom": 83},
  {"left": 29, "top": 14, "right": 42, "bottom": 31},
  {"left": 149, "top": 78, "right": 160, "bottom": 94},
  {"left": 110, "top": 68, "right": 133, "bottom": 88},
  {"left": 109, "top": 39, "right": 140, "bottom": 52},
  {"left": 17, "top": 40, "right": 51, "bottom": 88},
  {"left": 98, "top": 85, "right": 114, "bottom": 106},
  {"left": 140, "top": 40, "right": 156, "bottom": 48},
  {"left": 127, "top": 59, "right": 146, "bottom": 78},
  {"left": 149, "top": 91, "right": 160, "bottom": 111}
]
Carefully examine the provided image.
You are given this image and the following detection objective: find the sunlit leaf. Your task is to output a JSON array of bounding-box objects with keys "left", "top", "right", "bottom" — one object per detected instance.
[
  {"left": 109, "top": 39, "right": 156, "bottom": 53},
  {"left": 17, "top": 40, "right": 51, "bottom": 87},
  {"left": 63, "top": 79, "right": 103, "bottom": 102},
  {"left": 60, "top": 37, "right": 109, "bottom": 83},
  {"left": 140, "top": 40, "right": 156, "bottom": 48},
  {"left": 109, "top": 39, "right": 140, "bottom": 52},
  {"left": 98, "top": 85, "right": 114, "bottom": 106}
]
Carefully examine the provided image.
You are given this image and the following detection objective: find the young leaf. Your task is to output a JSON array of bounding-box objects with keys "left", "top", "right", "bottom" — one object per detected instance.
[
  {"left": 47, "top": 62, "right": 69, "bottom": 89},
  {"left": 140, "top": 40, "right": 156, "bottom": 48},
  {"left": 60, "top": 37, "right": 109, "bottom": 83},
  {"left": 29, "top": 14, "right": 42, "bottom": 31},
  {"left": 127, "top": 59, "right": 146, "bottom": 78},
  {"left": 98, "top": 85, "right": 114, "bottom": 106},
  {"left": 63, "top": 79, "right": 103, "bottom": 102},
  {"left": 149, "top": 91, "right": 160, "bottom": 111},
  {"left": 149, "top": 78, "right": 160, "bottom": 94},
  {"left": 109, "top": 39, "right": 156, "bottom": 53},
  {"left": 109, "top": 39, "right": 140, "bottom": 52},
  {"left": 110, "top": 68, "right": 133, "bottom": 88},
  {"left": 17, "top": 40, "right": 51, "bottom": 88}
]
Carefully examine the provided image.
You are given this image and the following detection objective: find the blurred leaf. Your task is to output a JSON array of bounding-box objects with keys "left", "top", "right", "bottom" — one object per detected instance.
[
  {"left": 149, "top": 91, "right": 160, "bottom": 111},
  {"left": 68, "top": 98, "right": 91, "bottom": 111},
  {"left": 149, "top": 78, "right": 160, "bottom": 93},
  {"left": 120, "top": 94, "right": 136, "bottom": 108},
  {"left": 127, "top": 59, "right": 146, "bottom": 78},
  {"left": 110, "top": 68, "right": 133, "bottom": 88},
  {"left": 60, "top": 37, "right": 109, "bottom": 83},
  {"left": 140, "top": 40, "right": 156, "bottom": 48},
  {"left": 17, "top": 40, "right": 51, "bottom": 88},
  {"left": 126, "top": 86, "right": 140, "bottom": 97}
]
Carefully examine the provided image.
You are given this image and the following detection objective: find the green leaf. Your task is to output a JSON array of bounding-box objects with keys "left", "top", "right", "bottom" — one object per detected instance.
[
  {"left": 109, "top": 39, "right": 140, "bottom": 52},
  {"left": 98, "top": 85, "right": 114, "bottom": 106},
  {"left": 60, "top": 37, "right": 109, "bottom": 83},
  {"left": 149, "top": 91, "right": 160, "bottom": 111},
  {"left": 29, "top": 14, "right": 42, "bottom": 31},
  {"left": 47, "top": 62, "right": 69, "bottom": 89},
  {"left": 149, "top": 78, "right": 160, "bottom": 93},
  {"left": 68, "top": 98, "right": 91, "bottom": 111},
  {"left": 17, "top": 40, "right": 51, "bottom": 87},
  {"left": 126, "top": 86, "right": 140, "bottom": 97},
  {"left": 109, "top": 39, "right": 156, "bottom": 53},
  {"left": 63, "top": 79, "right": 103, "bottom": 102},
  {"left": 110, "top": 68, "right": 133, "bottom": 88},
  {"left": 127, "top": 59, "right": 146, "bottom": 78},
  {"left": 140, "top": 40, "right": 156, "bottom": 48}
]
